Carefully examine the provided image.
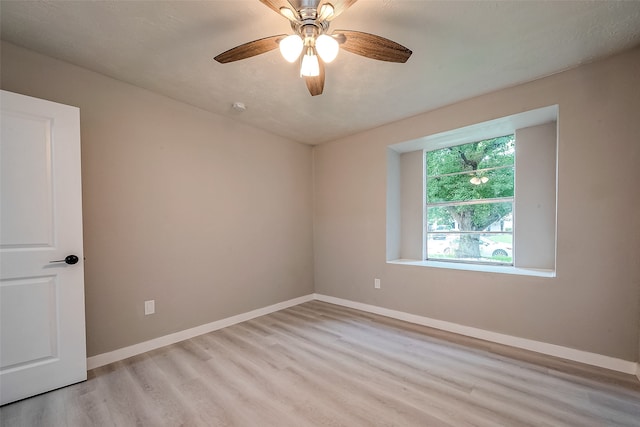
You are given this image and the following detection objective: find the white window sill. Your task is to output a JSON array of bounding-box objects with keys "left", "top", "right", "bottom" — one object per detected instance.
[{"left": 387, "top": 259, "right": 556, "bottom": 278}]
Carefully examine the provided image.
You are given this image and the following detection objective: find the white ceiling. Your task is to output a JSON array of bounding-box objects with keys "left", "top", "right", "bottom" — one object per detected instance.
[{"left": 2, "top": 1, "right": 640, "bottom": 145}]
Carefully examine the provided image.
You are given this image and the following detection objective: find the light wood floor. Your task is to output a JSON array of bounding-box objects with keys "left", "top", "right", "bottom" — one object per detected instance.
[{"left": 2, "top": 300, "right": 640, "bottom": 426}]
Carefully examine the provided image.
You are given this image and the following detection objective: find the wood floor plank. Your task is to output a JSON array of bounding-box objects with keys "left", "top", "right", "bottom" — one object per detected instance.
[{"left": 2, "top": 300, "right": 639, "bottom": 426}]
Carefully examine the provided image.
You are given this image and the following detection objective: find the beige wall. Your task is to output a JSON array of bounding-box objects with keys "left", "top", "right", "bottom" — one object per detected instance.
[
  {"left": 399, "top": 150, "right": 424, "bottom": 260},
  {"left": 1, "top": 41, "right": 314, "bottom": 356},
  {"left": 515, "top": 122, "right": 557, "bottom": 270},
  {"left": 314, "top": 48, "right": 640, "bottom": 361}
]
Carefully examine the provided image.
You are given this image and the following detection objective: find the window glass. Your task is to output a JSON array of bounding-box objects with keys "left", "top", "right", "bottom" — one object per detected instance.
[{"left": 426, "top": 135, "right": 514, "bottom": 265}]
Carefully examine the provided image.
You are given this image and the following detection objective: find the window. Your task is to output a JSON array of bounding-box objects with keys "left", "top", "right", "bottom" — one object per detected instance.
[
  {"left": 386, "top": 105, "right": 557, "bottom": 275},
  {"left": 425, "top": 135, "right": 514, "bottom": 265}
]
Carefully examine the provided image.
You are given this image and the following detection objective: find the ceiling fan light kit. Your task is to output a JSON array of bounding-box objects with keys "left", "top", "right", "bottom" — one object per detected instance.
[
  {"left": 315, "top": 34, "right": 339, "bottom": 62},
  {"left": 301, "top": 48, "right": 320, "bottom": 77},
  {"left": 279, "top": 34, "right": 304, "bottom": 62},
  {"left": 214, "top": 0, "right": 412, "bottom": 96}
]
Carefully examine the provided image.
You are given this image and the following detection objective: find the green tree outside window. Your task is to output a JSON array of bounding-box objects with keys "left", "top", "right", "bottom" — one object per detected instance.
[{"left": 426, "top": 135, "right": 514, "bottom": 260}]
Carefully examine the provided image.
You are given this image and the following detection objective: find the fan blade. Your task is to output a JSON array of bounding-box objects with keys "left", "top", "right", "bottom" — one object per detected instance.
[
  {"left": 305, "top": 59, "right": 325, "bottom": 96},
  {"left": 214, "top": 35, "right": 286, "bottom": 63},
  {"left": 259, "top": 0, "right": 298, "bottom": 21},
  {"left": 318, "top": 0, "right": 358, "bottom": 21},
  {"left": 333, "top": 30, "right": 412, "bottom": 63}
]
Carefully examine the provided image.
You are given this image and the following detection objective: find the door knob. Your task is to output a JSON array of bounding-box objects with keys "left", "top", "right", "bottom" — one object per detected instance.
[{"left": 49, "top": 255, "right": 79, "bottom": 265}]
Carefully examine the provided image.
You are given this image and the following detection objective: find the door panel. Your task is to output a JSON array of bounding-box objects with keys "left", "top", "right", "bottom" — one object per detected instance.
[
  {"left": 0, "top": 276, "right": 58, "bottom": 369},
  {"left": 0, "top": 90, "right": 86, "bottom": 405},
  {"left": 1, "top": 111, "right": 54, "bottom": 247}
]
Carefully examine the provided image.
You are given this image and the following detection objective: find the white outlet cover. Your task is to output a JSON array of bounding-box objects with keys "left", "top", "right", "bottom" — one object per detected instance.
[{"left": 144, "top": 300, "right": 155, "bottom": 315}]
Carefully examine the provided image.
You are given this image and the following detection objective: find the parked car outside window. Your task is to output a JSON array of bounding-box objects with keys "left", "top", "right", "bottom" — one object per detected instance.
[{"left": 431, "top": 235, "right": 512, "bottom": 260}]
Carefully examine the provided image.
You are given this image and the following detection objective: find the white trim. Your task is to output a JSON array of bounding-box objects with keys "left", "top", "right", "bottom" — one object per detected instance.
[
  {"left": 313, "top": 294, "right": 638, "bottom": 376},
  {"left": 86, "top": 294, "right": 314, "bottom": 370},
  {"left": 389, "top": 105, "right": 558, "bottom": 154},
  {"left": 87, "top": 292, "right": 638, "bottom": 377},
  {"left": 387, "top": 259, "right": 555, "bottom": 277}
]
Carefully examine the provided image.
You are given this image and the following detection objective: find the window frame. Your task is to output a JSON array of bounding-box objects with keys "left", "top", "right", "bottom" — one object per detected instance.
[{"left": 424, "top": 136, "right": 515, "bottom": 266}]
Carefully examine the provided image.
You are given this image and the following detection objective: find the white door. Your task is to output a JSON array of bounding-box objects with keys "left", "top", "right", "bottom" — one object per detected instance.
[{"left": 0, "top": 90, "right": 86, "bottom": 405}]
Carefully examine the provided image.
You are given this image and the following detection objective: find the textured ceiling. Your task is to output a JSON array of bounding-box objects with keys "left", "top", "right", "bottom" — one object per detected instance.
[{"left": 2, "top": 1, "right": 640, "bottom": 145}]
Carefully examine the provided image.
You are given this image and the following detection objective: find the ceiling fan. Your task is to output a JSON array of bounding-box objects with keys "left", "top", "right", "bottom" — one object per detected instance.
[{"left": 214, "top": 0, "right": 412, "bottom": 96}]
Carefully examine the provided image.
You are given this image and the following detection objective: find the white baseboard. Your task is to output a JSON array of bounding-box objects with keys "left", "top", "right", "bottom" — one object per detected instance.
[
  {"left": 314, "top": 294, "right": 639, "bottom": 376},
  {"left": 86, "top": 294, "right": 314, "bottom": 370},
  {"left": 87, "top": 292, "right": 638, "bottom": 377}
]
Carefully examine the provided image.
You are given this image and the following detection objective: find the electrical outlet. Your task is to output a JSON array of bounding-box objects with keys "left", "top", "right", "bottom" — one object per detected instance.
[
  {"left": 374, "top": 278, "right": 381, "bottom": 289},
  {"left": 144, "top": 300, "right": 155, "bottom": 315}
]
